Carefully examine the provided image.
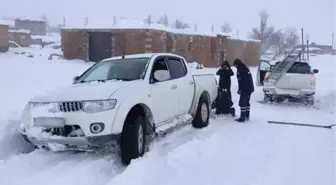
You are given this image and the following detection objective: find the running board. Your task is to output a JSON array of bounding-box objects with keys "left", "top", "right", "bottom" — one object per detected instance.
[{"left": 268, "top": 121, "right": 336, "bottom": 129}]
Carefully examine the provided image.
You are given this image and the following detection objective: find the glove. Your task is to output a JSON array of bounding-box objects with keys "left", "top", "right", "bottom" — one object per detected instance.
[{"left": 237, "top": 90, "right": 241, "bottom": 95}]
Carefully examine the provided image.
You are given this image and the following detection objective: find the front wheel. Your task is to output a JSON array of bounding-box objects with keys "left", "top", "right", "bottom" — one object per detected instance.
[
  {"left": 120, "top": 113, "right": 146, "bottom": 165},
  {"left": 192, "top": 96, "right": 210, "bottom": 128}
]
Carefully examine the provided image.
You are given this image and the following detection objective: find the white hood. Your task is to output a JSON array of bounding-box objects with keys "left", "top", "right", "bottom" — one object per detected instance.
[{"left": 30, "top": 80, "right": 139, "bottom": 102}]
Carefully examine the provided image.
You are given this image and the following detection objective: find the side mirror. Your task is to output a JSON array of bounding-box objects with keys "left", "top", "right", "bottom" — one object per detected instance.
[
  {"left": 153, "top": 70, "right": 170, "bottom": 82},
  {"left": 313, "top": 69, "right": 319, "bottom": 74},
  {"left": 73, "top": 76, "right": 80, "bottom": 83}
]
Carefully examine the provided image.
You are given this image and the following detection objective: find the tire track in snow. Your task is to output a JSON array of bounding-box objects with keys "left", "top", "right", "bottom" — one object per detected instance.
[
  {"left": 107, "top": 118, "right": 288, "bottom": 185},
  {"left": 0, "top": 150, "right": 124, "bottom": 185}
]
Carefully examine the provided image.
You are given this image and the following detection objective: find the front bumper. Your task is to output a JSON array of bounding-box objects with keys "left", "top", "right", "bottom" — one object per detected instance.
[
  {"left": 21, "top": 131, "right": 121, "bottom": 151},
  {"left": 20, "top": 105, "right": 122, "bottom": 150}
]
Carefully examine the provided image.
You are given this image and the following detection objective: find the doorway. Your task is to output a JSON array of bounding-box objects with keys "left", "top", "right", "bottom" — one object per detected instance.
[{"left": 88, "top": 32, "right": 112, "bottom": 62}]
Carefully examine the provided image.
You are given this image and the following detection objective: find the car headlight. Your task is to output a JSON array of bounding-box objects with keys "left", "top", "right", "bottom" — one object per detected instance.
[
  {"left": 82, "top": 99, "right": 117, "bottom": 113},
  {"left": 24, "top": 102, "right": 50, "bottom": 111}
]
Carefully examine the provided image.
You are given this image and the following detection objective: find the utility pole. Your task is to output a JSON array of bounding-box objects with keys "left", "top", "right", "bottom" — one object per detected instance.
[
  {"left": 306, "top": 34, "right": 310, "bottom": 60},
  {"left": 332, "top": 33, "right": 335, "bottom": 50},
  {"left": 301, "top": 28, "right": 304, "bottom": 59},
  {"left": 62, "top": 16, "right": 66, "bottom": 27}
]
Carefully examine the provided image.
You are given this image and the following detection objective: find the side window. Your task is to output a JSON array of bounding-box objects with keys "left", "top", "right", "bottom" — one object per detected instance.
[
  {"left": 150, "top": 57, "right": 171, "bottom": 83},
  {"left": 166, "top": 57, "right": 187, "bottom": 79}
]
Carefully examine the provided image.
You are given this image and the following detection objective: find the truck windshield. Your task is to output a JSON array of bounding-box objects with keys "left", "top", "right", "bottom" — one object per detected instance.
[{"left": 77, "top": 57, "right": 149, "bottom": 82}]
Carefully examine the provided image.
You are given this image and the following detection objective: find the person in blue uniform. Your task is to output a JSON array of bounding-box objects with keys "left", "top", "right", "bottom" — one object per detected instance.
[{"left": 233, "top": 58, "right": 254, "bottom": 122}]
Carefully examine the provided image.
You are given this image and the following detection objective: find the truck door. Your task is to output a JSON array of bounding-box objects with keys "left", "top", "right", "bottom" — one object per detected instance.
[
  {"left": 256, "top": 60, "right": 271, "bottom": 86},
  {"left": 149, "top": 56, "right": 179, "bottom": 125},
  {"left": 166, "top": 56, "right": 193, "bottom": 115}
]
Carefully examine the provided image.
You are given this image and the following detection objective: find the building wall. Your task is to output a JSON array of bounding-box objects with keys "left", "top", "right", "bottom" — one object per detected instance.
[
  {"left": 15, "top": 19, "right": 47, "bottom": 35},
  {"left": 0, "top": 25, "right": 9, "bottom": 52},
  {"left": 8, "top": 31, "right": 32, "bottom": 47},
  {"left": 61, "top": 30, "right": 86, "bottom": 60},
  {"left": 61, "top": 28, "right": 261, "bottom": 66}
]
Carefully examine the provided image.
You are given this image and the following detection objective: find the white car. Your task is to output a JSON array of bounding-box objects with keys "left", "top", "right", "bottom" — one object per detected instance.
[
  {"left": 256, "top": 59, "right": 319, "bottom": 105},
  {"left": 20, "top": 53, "right": 217, "bottom": 165}
]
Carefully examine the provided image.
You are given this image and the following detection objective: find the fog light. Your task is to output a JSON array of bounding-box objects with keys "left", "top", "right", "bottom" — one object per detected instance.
[{"left": 89, "top": 123, "right": 105, "bottom": 134}]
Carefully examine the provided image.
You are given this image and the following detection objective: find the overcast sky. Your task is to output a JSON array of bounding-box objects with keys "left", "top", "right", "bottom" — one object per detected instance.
[{"left": 1, "top": 0, "right": 335, "bottom": 45}]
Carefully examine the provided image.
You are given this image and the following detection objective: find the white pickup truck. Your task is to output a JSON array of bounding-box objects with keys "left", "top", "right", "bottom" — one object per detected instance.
[
  {"left": 256, "top": 59, "right": 318, "bottom": 105},
  {"left": 20, "top": 53, "right": 217, "bottom": 165}
]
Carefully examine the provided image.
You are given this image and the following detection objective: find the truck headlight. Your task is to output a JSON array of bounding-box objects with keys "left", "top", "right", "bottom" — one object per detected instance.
[
  {"left": 82, "top": 99, "right": 117, "bottom": 113},
  {"left": 24, "top": 102, "right": 50, "bottom": 111}
]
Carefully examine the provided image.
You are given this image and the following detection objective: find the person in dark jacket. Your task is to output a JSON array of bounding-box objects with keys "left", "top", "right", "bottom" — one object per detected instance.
[
  {"left": 213, "top": 60, "right": 235, "bottom": 116},
  {"left": 233, "top": 58, "right": 254, "bottom": 122},
  {"left": 216, "top": 60, "right": 234, "bottom": 100}
]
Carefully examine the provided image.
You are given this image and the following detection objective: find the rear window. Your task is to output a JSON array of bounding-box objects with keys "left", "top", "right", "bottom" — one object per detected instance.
[{"left": 287, "top": 62, "right": 311, "bottom": 74}]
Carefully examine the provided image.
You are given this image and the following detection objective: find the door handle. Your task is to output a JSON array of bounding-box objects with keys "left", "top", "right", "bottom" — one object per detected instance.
[
  {"left": 171, "top": 85, "right": 177, "bottom": 90},
  {"left": 189, "top": 81, "right": 194, "bottom": 85}
]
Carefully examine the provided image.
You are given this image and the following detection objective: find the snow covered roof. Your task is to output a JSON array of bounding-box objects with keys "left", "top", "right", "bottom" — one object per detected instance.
[
  {"left": 307, "top": 47, "right": 322, "bottom": 51},
  {"left": 32, "top": 35, "right": 61, "bottom": 43},
  {"left": 9, "top": 29, "right": 31, "bottom": 34},
  {"left": 0, "top": 19, "right": 14, "bottom": 27},
  {"left": 62, "top": 18, "right": 232, "bottom": 37},
  {"left": 16, "top": 16, "right": 46, "bottom": 22}
]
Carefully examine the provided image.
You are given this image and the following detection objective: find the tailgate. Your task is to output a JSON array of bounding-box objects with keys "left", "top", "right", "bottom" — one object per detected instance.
[{"left": 276, "top": 73, "right": 314, "bottom": 89}]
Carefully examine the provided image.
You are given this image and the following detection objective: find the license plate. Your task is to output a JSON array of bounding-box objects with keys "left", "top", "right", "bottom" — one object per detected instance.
[
  {"left": 33, "top": 117, "right": 65, "bottom": 128},
  {"left": 277, "top": 88, "right": 298, "bottom": 95}
]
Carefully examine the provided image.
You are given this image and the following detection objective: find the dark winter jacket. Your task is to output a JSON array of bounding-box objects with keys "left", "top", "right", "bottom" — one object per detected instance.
[
  {"left": 233, "top": 59, "right": 254, "bottom": 94},
  {"left": 216, "top": 65, "right": 234, "bottom": 89}
]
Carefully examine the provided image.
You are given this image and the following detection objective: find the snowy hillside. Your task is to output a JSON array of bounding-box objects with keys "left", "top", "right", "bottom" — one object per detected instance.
[{"left": 0, "top": 48, "right": 335, "bottom": 185}]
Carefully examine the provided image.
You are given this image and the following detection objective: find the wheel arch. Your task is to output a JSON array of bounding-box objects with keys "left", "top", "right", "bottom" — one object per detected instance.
[
  {"left": 114, "top": 103, "right": 155, "bottom": 135},
  {"left": 190, "top": 90, "right": 211, "bottom": 117}
]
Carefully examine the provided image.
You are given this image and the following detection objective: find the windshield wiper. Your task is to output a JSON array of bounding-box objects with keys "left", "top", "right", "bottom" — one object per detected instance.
[
  {"left": 77, "top": 79, "right": 107, "bottom": 83},
  {"left": 107, "top": 78, "right": 134, "bottom": 81}
]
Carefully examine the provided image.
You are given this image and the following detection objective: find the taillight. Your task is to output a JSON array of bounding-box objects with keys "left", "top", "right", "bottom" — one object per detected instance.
[
  {"left": 310, "top": 75, "right": 316, "bottom": 85},
  {"left": 264, "top": 73, "right": 269, "bottom": 79}
]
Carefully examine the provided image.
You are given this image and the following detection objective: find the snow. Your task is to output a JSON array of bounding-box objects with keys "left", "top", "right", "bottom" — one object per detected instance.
[
  {"left": 0, "top": 19, "right": 14, "bottom": 27},
  {"left": 0, "top": 47, "right": 335, "bottom": 185},
  {"left": 9, "top": 29, "right": 31, "bottom": 34},
  {"left": 31, "top": 34, "right": 61, "bottom": 43},
  {"left": 16, "top": 16, "right": 45, "bottom": 22},
  {"left": 63, "top": 17, "right": 232, "bottom": 37},
  {"left": 62, "top": 17, "right": 261, "bottom": 42}
]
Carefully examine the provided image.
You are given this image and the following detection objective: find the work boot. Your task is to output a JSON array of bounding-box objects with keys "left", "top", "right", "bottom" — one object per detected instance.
[
  {"left": 230, "top": 107, "right": 235, "bottom": 117},
  {"left": 245, "top": 110, "right": 250, "bottom": 121},
  {"left": 235, "top": 111, "right": 245, "bottom": 122}
]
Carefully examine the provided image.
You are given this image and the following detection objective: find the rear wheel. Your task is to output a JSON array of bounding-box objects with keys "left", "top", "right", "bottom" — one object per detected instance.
[
  {"left": 263, "top": 94, "right": 273, "bottom": 102},
  {"left": 120, "top": 112, "right": 147, "bottom": 165},
  {"left": 192, "top": 96, "right": 210, "bottom": 128},
  {"left": 275, "top": 97, "right": 286, "bottom": 103},
  {"left": 306, "top": 96, "right": 315, "bottom": 106}
]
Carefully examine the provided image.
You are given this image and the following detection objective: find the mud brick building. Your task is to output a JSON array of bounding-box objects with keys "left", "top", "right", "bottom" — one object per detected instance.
[
  {"left": 61, "top": 27, "right": 261, "bottom": 67},
  {"left": 0, "top": 24, "right": 9, "bottom": 53}
]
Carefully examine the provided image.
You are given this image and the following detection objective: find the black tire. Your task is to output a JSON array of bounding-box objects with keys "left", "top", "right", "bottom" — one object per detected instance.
[
  {"left": 275, "top": 97, "right": 286, "bottom": 103},
  {"left": 192, "top": 96, "right": 210, "bottom": 128},
  {"left": 264, "top": 94, "right": 274, "bottom": 102},
  {"left": 120, "top": 112, "right": 146, "bottom": 165},
  {"left": 306, "top": 96, "right": 314, "bottom": 106}
]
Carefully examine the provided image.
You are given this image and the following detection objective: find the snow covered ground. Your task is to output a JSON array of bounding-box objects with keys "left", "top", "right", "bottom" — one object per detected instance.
[{"left": 0, "top": 48, "right": 335, "bottom": 185}]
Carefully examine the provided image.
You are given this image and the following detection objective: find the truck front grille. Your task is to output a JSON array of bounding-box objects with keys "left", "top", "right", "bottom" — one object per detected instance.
[{"left": 59, "top": 101, "right": 83, "bottom": 112}]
